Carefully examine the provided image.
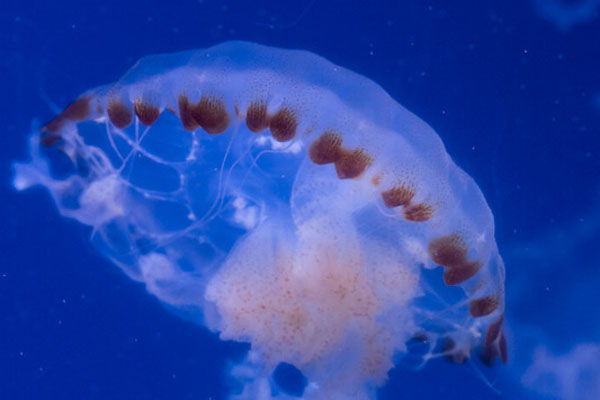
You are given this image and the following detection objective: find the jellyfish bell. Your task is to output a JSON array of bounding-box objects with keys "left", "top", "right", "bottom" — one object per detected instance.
[{"left": 12, "top": 41, "right": 506, "bottom": 399}]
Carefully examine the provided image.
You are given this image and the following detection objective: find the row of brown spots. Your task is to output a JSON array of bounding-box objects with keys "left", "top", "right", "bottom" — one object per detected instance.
[
  {"left": 308, "top": 130, "right": 373, "bottom": 179},
  {"left": 245, "top": 101, "right": 299, "bottom": 142},
  {"left": 403, "top": 203, "right": 433, "bottom": 222},
  {"left": 484, "top": 314, "right": 504, "bottom": 347},
  {"left": 486, "top": 334, "right": 507, "bottom": 365},
  {"left": 381, "top": 185, "right": 414, "bottom": 208},
  {"left": 245, "top": 101, "right": 269, "bottom": 133},
  {"left": 41, "top": 97, "right": 91, "bottom": 146},
  {"left": 308, "top": 130, "right": 343, "bottom": 164},
  {"left": 269, "top": 107, "right": 298, "bottom": 142},
  {"left": 442, "top": 262, "right": 481, "bottom": 286},
  {"left": 380, "top": 183, "right": 433, "bottom": 222},
  {"left": 428, "top": 233, "right": 482, "bottom": 286},
  {"left": 371, "top": 173, "right": 382, "bottom": 186},
  {"left": 134, "top": 101, "right": 160, "bottom": 126},
  {"left": 178, "top": 96, "right": 197, "bottom": 131},
  {"left": 107, "top": 99, "right": 133, "bottom": 129},
  {"left": 192, "top": 96, "right": 230, "bottom": 134},
  {"left": 334, "top": 148, "right": 373, "bottom": 179},
  {"left": 177, "top": 95, "right": 230, "bottom": 134},
  {"left": 480, "top": 314, "right": 507, "bottom": 365},
  {"left": 469, "top": 295, "right": 500, "bottom": 318}
]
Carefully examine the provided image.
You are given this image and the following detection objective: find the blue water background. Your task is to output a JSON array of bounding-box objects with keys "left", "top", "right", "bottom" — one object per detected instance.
[{"left": 1, "top": 1, "right": 599, "bottom": 399}]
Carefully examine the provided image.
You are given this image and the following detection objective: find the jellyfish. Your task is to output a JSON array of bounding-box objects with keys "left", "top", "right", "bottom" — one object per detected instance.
[{"left": 12, "top": 41, "right": 506, "bottom": 399}]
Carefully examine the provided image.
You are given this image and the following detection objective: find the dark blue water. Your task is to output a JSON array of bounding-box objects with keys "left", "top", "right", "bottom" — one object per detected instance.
[{"left": 2, "top": 1, "right": 599, "bottom": 399}]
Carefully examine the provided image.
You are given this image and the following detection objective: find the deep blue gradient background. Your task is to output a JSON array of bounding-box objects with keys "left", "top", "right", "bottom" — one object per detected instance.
[{"left": 1, "top": 1, "right": 599, "bottom": 399}]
